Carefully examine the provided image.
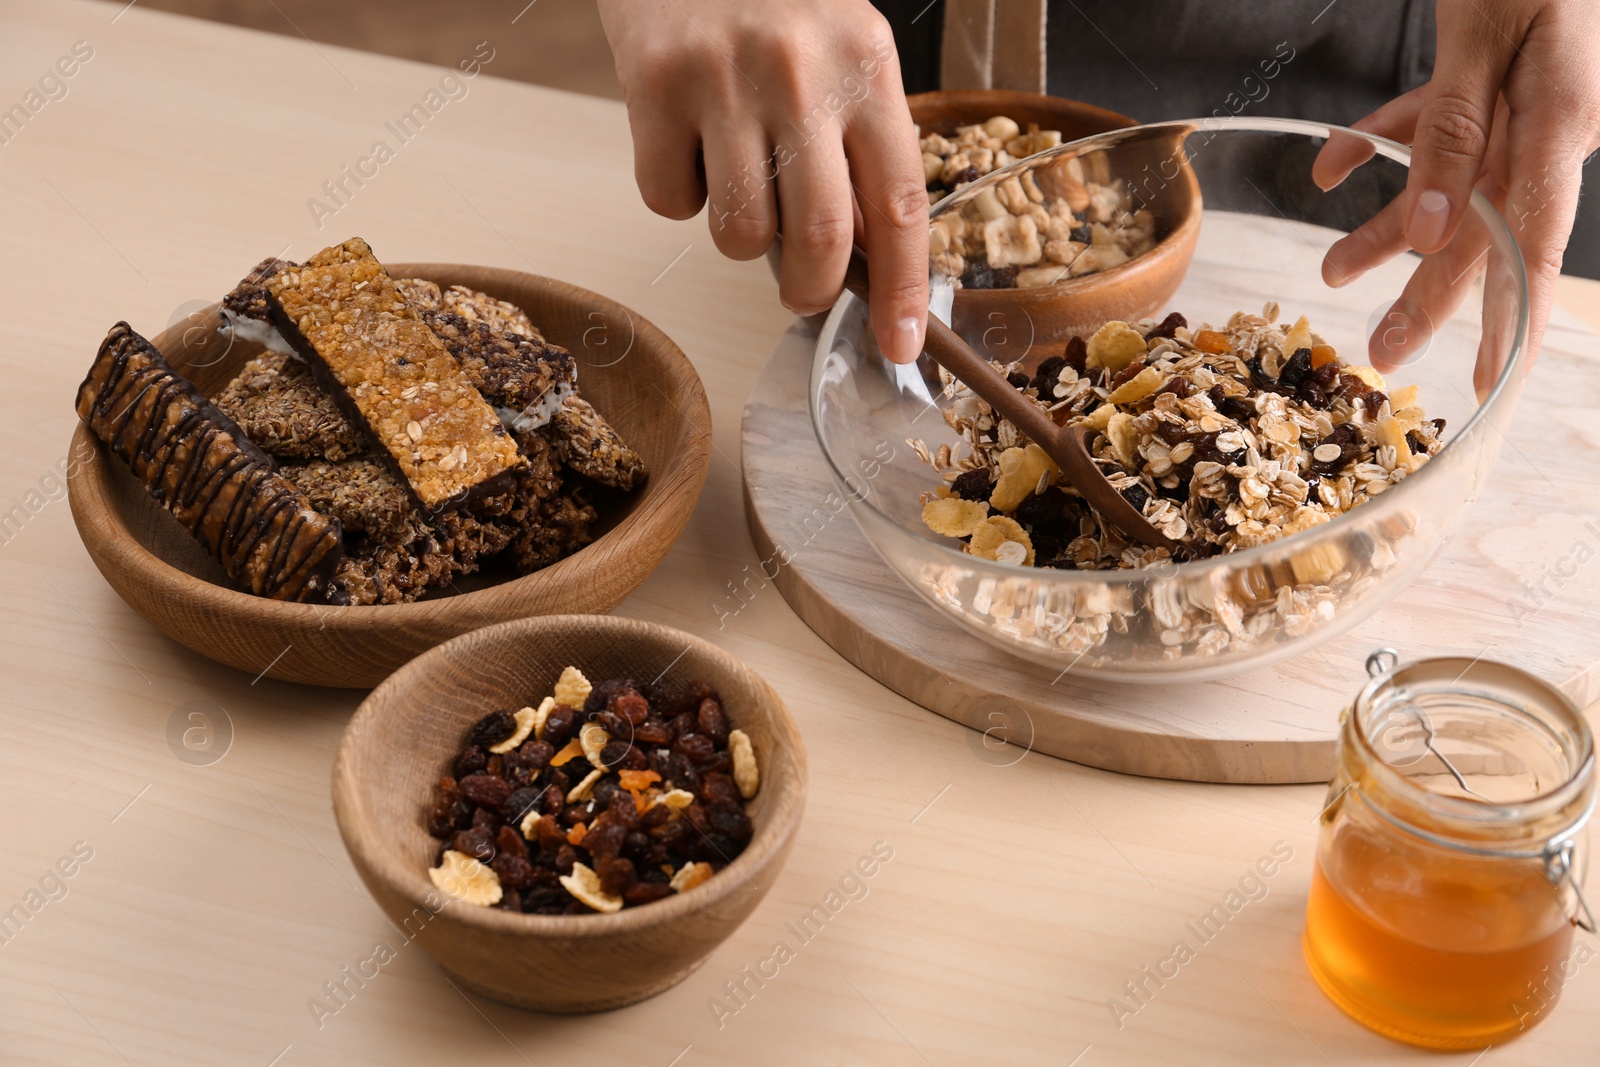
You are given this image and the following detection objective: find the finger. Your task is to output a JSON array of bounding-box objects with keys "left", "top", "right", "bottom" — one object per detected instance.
[
  {"left": 1313, "top": 88, "right": 1426, "bottom": 191},
  {"left": 1403, "top": 11, "right": 1513, "bottom": 254},
  {"left": 1369, "top": 219, "right": 1490, "bottom": 372},
  {"left": 626, "top": 106, "right": 706, "bottom": 221},
  {"left": 701, "top": 126, "right": 778, "bottom": 261},
  {"left": 843, "top": 100, "right": 929, "bottom": 364},
  {"left": 773, "top": 129, "right": 856, "bottom": 316},
  {"left": 1323, "top": 196, "right": 1410, "bottom": 288}
]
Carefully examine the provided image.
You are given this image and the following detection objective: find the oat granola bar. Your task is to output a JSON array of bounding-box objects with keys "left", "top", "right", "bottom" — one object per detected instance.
[
  {"left": 507, "top": 479, "right": 598, "bottom": 573},
  {"left": 214, "top": 351, "right": 369, "bottom": 461},
  {"left": 420, "top": 309, "right": 574, "bottom": 430},
  {"left": 546, "top": 396, "right": 647, "bottom": 491},
  {"left": 75, "top": 323, "right": 347, "bottom": 603},
  {"left": 265, "top": 238, "right": 525, "bottom": 512}
]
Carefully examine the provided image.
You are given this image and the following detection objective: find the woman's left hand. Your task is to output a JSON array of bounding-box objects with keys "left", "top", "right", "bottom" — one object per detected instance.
[{"left": 1314, "top": 0, "right": 1600, "bottom": 384}]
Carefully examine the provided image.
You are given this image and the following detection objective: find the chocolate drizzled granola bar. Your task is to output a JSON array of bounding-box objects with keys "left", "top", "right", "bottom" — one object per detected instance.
[
  {"left": 76, "top": 323, "right": 347, "bottom": 603},
  {"left": 265, "top": 238, "right": 525, "bottom": 512}
]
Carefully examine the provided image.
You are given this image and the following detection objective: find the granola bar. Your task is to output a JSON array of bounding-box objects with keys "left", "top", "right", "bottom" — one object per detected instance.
[
  {"left": 214, "top": 351, "right": 368, "bottom": 461},
  {"left": 420, "top": 309, "right": 574, "bottom": 430},
  {"left": 546, "top": 396, "right": 647, "bottom": 491},
  {"left": 75, "top": 323, "right": 347, "bottom": 603},
  {"left": 279, "top": 456, "right": 418, "bottom": 543},
  {"left": 507, "top": 477, "right": 598, "bottom": 573},
  {"left": 220, "top": 257, "right": 296, "bottom": 356},
  {"left": 265, "top": 238, "right": 525, "bottom": 512}
]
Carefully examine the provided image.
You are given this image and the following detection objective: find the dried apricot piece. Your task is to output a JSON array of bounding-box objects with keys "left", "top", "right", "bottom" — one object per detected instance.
[
  {"left": 549, "top": 738, "right": 584, "bottom": 767},
  {"left": 669, "top": 861, "right": 715, "bottom": 894},
  {"left": 619, "top": 769, "right": 661, "bottom": 792},
  {"left": 1310, "top": 344, "right": 1339, "bottom": 368},
  {"left": 566, "top": 822, "right": 588, "bottom": 846},
  {"left": 1193, "top": 330, "right": 1231, "bottom": 355}
]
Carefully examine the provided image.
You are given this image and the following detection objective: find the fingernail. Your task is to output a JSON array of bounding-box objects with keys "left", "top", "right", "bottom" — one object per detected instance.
[
  {"left": 890, "top": 316, "right": 924, "bottom": 363},
  {"left": 1408, "top": 189, "right": 1450, "bottom": 252}
]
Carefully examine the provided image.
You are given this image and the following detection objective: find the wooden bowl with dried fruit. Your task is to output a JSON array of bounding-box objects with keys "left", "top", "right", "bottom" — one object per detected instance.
[
  {"left": 66, "top": 239, "right": 712, "bottom": 687},
  {"left": 909, "top": 91, "right": 1201, "bottom": 364},
  {"left": 331, "top": 614, "right": 807, "bottom": 1014}
]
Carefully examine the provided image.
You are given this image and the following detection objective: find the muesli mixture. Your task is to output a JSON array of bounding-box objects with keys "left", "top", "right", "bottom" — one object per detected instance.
[
  {"left": 920, "top": 115, "right": 1158, "bottom": 290},
  {"left": 914, "top": 306, "right": 1443, "bottom": 572},
  {"left": 426, "top": 667, "right": 760, "bottom": 915},
  {"left": 908, "top": 307, "right": 1444, "bottom": 659}
]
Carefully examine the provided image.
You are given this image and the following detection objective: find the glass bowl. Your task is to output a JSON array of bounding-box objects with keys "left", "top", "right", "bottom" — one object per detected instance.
[{"left": 810, "top": 117, "right": 1528, "bottom": 684}]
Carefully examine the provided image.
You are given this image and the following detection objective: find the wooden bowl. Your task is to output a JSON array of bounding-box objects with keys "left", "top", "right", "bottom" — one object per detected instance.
[
  {"left": 66, "top": 265, "right": 712, "bottom": 687},
  {"left": 910, "top": 90, "right": 1202, "bottom": 365},
  {"left": 331, "top": 614, "right": 807, "bottom": 1013}
]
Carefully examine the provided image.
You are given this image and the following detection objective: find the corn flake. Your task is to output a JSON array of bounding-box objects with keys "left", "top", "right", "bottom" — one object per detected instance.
[
  {"left": 728, "top": 729, "right": 759, "bottom": 799},
  {"left": 670, "top": 861, "right": 715, "bottom": 894},
  {"left": 967, "top": 516, "right": 1035, "bottom": 565},
  {"left": 429, "top": 850, "right": 503, "bottom": 906},
  {"left": 560, "top": 862, "right": 623, "bottom": 913},
  {"left": 921, "top": 495, "right": 990, "bottom": 538},
  {"left": 490, "top": 706, "right": 538, "bottom": 754},
  {"left": 1085, "top": 320, "right": 1146, "bottom": 373},
  {"left": 552, "top": 666, "right": 592, "bottom": 709},
  {"left": 990, "top": 444, "right": 1058, "bottom": 512},
  {"left": 1104, "top": 365, "right": 1166, "bottom": 404}
]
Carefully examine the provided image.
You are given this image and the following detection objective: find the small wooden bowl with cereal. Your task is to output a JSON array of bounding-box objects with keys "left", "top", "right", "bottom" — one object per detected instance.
[
  {"left": 331, "top": 614, "right": 807, "bottom": 1013},
  {"left": 911, "top": 91, "right": 1201, "bottom": 364}
]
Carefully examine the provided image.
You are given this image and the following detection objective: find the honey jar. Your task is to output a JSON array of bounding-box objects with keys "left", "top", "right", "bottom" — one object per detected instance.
[{"left": 1304, "top": 650, "right": 1595, "bottom": 1049}]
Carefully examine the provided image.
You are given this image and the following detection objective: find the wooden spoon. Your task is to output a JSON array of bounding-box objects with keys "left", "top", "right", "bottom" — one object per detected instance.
[{"left": 839, "top": 245, "right": 1178, "bottom": 552}]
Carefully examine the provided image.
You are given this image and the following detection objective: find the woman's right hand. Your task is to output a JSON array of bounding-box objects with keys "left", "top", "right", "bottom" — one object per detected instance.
[{"left": 597, "top": 0, "right": 931, "bottom": 364}]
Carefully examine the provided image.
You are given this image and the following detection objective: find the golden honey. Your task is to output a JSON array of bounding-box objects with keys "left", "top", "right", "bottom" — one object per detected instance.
[{"left": 1304, "top": 652, "right": 1593, "bottom": 1049}]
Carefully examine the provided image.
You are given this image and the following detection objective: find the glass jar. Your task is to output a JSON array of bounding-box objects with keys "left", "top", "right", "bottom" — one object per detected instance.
[{"left": 1304, "top": 649, "right": 1595, "bottom": 1049}]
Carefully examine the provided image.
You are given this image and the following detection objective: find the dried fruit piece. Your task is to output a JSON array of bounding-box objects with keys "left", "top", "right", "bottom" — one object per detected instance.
[
  {"left": 579, "top": 722, "right": 610, "bottom": 766},
  {"left": 619, "top": 769, "right": 661, "bottom": 792},
  {"left": 967, "top": 516, "right": 1035, "bottom": 565},
  {"left": 1193, "top": 330, "right": 1232, "bottom": 355},
  {"left": 566, "top": 767, "right": 604, "bottom": 803},
  {"left": 1347, "top": 364, "right": 1387, "bottom": 390},
  {"left": 567, "top": 822, "right": 588, "bottom": 846},
  {"left": 468, "top": 710, "right": 518, "bottom": 749},
  {"left": 1311, "top": 344, "right": 1339, "bottom": 368},
  {"left": 549, "top": 738, "right": 585, "bottom": 767},
  {"left": 1281, "top": 315, "right": 1313, "bottom": 357},
  {"left": 458, "top": 773, "right": 513, "bottom": 808},
  {"left": 490, "top": 706, "right": 539, "bottom": 754},
  {"left": 1085, "top": 321, "right": 1146, "bottom": 373},
  {"left": 922, "top": 496, "right": 990, "bottom": 537},
  {"left": 553, "top": 665, "right": 592, "bottom": 709},
  {"left": 429, "top": 849, "right": 503, "bottom": 905},
  {"left": 669, "top": 861, "right": 714, "bottom": 893},
  {"left": 989, "top": 444, "right": 1058, "bottom": 512},
  {"left": 559, "top": 861, "right": 623, "bottom": 913},
  {"left": 728, "top": 729, "right": 760, "bottom": 799}
]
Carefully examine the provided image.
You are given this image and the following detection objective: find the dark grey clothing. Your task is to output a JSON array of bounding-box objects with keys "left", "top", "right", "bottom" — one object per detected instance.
[{"left": 874, "top": 0, "right": 1599, "bottom": 277}]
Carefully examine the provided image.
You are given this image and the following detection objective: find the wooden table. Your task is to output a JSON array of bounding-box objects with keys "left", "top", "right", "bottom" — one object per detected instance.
[{"left": 3, "top": 3, "right": 1595, "bottom": 1063}]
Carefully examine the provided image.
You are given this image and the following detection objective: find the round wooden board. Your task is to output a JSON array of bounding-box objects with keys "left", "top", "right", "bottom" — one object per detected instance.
[{"left": 740, "top": 318, "right": 1600, "bottom": 785}]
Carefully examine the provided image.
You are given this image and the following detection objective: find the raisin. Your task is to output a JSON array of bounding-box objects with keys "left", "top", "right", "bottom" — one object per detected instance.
[
  {"left": 1006, "top": 370, "right": 1031, "bottom": 390},
  {"left": 467, "top": 709, "right": 517, "bottom": 750},
  {"left": 583, "top": 679, "right": 636, "bottom": 717},
  {"left": 623, "top": 882, "right": 675, "bottom": 906},
  {"left": 961, "top": 263, "right": 1017, "bottom": 290},
  {"left": 1431, "top": 417, "right": 1446, "bottom": 435},
  {"left": 1063, "top": 335, "right": 1089, "bottom": 375},
  {"left": 537, "top": 783, "right": 565, "bottom": 817},
  {"left": 532, "top": 815, "right": 566, "bottom": 851},
  {"left": 1014, "top": 487, "right": 1066, "bottom": 528},
  {"left": 1206, "top": 384, "right": 1255, "bottom": 423},
  {"left": 495, "top": 825, "right": 528, "bottom": 860},
  {"left": 502, "top": 787, "right": 543, "bottom": 824},
  {"left": 639, "top": 804, "right": 672, "bottom": 831},
  {"left": 688, "top": 831, "right": 739, "bottom": 863},
  {"left": 950, "top": 467, "right": 994, "bottom": 502},
  {"left": 1109, "top": 359, "right": 1148, "bottom": 390},
  {"left": 493, "top": 854, "right": 536, "bottom": 889},
  {"left": 584, "top": 817, "right": 628, "bottom": 863},
  {"left": 1171, "top": 541, "right": 1221, "bottom": 563},
  {"left": 611, "top": 693, "right": 650, "bottom": 727},
  {"left": 598, "top": 857, "right": 637, "bottom": 896},
  {"left": 1121, "top": 484, "right": 1150, "bottom": 511},
  {"left": 599, "top": 740, "right": 633, "bottom": 768},
  {"left": 651, "top": 820, "right": 691, "bottom": 852},
  {"left": 554, "top": 844, "right": 577, "bottom": 875},
  {"left": 519, "top": 740, "right": 554, "bottom": 772},
  {"left": 592, "top": 777, "right": 623, "bottom": 809},
  {"left": 700, "top": 772, "right": 741, "bottom": 807},
  {"left": 458, "top": 773, "right": 513, "bottom": 809},
  {"left": 542, "top": 704, "right": 577, "bottom": 747},
  {"left": 675, "top": 733, "right": 716, "bottom": 766},
  {"left": 623, "top": 831, "right": 654, "bottom": 859},
  {"left": 668, "top": 711, "right": 696, "bottom": 741},
  {"left": 708, "top": 805, "right": 754, "bottom": 844},
  {"left": 1071, "top": 225, "right": 1093, "bottom": 245},
  {"left": 953, "top": 166, "right": 981, "bottom": 186},
  {"left": 1310, "top": 422, "right": 1361, "bottom": 475},
  {"left": 453, "top": 745, "right": 488, "bottom": 778},
  {"left": 633, "top": 719, "right": 673, "bottom": 746},
  {"left": 606, "top": 789, "right": 639, "bottom": 830},
  {"left": 1146, "top": 311, "right": 1187, "bottom": 340},
  {"left": 470, "top": 806, "right": 500, "bottom": 833},
  {"left": 1030, "top": 355, "right": 1067, "bottom": 397},
  {"left": 1158, "top": 375, "right": 1193, "bottom": 400},
  {"left": 1279, "top": 348, "right": 1313, "bottom": 389},
  {"left": 451, "top": 827, "right": 495, "bottom": 862},
  {"left": 1406, "top": 432, "right": 1427, "bottom": 454},
  {"left": 697, "top": 698, "right": 730, "bottom": 745}
]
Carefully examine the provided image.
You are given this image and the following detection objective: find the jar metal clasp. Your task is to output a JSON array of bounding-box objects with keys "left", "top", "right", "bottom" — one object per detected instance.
[{"left": 1545, "top": 839, "right": 1598, "bottom": 934}]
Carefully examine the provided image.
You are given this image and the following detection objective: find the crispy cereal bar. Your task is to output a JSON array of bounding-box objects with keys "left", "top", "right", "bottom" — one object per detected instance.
[
  {"left": 920, "top": 116, "right": 1157, "bottom": 289},
  {"left": 424, "top": 671, "right": 758, "bottom": 914},
  {"left": 419, "top": 309, "right": 574, "bottom": 430},
  {"left": 546, "top": 396, "right": 647, "bottom": 491},
  {"left": 76, "top": 323, "right": 347, "bottom": 603},
  {"left": 915, "top": 306, "right": 1443, "bottom": 571},
  {"left": 214, "top": 351, "right": 369, "bottom": 461},
  {"left": 265, "top": 238, "right": 525, "bottom": 512}
]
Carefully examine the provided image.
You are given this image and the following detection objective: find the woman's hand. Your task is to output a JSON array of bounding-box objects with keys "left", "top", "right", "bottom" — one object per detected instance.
[
  {"left": 598, "top": 0, "right": 930, "bottom": 363},
  {"left": 1314, "top": 0, "right": 1600, "bottom": 385}
]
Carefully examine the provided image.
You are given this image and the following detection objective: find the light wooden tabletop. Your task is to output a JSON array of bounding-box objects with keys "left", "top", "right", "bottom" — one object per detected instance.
[{"left": 2, "top": 2, "right": 1596, "bottom": 1064}]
